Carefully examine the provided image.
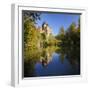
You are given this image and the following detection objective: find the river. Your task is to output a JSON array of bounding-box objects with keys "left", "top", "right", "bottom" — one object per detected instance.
[{"left": 24, "top": 46, "right": 80, "bottom": 77}]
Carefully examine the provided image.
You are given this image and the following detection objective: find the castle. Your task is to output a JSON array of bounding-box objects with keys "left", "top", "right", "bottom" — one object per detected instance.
[
  {"left": 38, "top": 22, "right": 52, "bottom": 37},
  {"left": 37, "top": 22, "right": 52, "bottom": 48}
]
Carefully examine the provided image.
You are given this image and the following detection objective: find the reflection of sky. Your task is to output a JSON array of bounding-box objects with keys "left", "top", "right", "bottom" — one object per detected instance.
[
  {"left": 36, "top": 13, "right": 80, "bottom": 35},
  {"left": 35, "top": 53, "right": 80, "bottom": 76}
]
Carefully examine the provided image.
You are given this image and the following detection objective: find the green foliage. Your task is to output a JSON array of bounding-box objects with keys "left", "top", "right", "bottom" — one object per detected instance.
[
  {"left": 55, "top": 21, "right": 80, "bottom": 64},
  {"left": 23, "top": 11, "right": 41, "bottom": 61},
  {"left": 68, "top": 22, "right": 76, "bottom": 32},
  {"left": 55, "top": 21, "right": 80, "bottom": 62},
  {"left": 56, "top": 27, "right": 65, "bottom": 40},
  {"left": 23, "top": 10, "right": 41, "bottom": 23},
  {"left": 47, "top": 34, "right": 58, "bottom": 46}
]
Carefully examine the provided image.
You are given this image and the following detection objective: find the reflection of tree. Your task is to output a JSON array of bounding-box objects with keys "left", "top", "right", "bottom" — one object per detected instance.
[
  {"left": 56, "top": 46, "right": 80, "bottom": 69},
  {"left": 24, "top": 48, "right": 41, "bottom": 77},
  {"left": 24, "top": 60, "right": 35, "bottom": 77},
  {"left": 24, "top": 46, "right": 57, "bottom": 76},
  {"left": 55, "top": 48, "right": 65, "bottom": 64},
  {"left": 24, "top": 45, "right": 80, "bottom": 77},
  {"left": 65, "top": 46, "right": 80, "bottom": 69},
  {"left": 60, "top": 53, "right": 65, "bottom": 64}
]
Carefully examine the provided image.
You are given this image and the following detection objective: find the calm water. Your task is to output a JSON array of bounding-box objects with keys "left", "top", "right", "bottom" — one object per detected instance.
[{"left": 24, "top": 47, "right": 80, "bottom": 77}]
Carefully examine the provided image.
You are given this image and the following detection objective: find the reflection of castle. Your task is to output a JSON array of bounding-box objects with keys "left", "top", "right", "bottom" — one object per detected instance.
[
  {"left": 39, "top": 52, "right": 52, "bottom": 67},
  {"left": 38, "top": 22, "right": 52, "bottom": 37},
  {"left": 39, "top": 48, "right": 53, "bottom": 67}
]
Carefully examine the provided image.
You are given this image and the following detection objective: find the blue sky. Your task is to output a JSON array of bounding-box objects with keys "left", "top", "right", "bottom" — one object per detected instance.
[{"left": 36, "top": 12, "right": 80, "bottom": 35}]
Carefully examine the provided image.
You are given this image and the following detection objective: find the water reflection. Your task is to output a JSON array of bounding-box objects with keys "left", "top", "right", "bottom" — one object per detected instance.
[{"left": 24, "top": 46, "right": 80, "bottom": 77}]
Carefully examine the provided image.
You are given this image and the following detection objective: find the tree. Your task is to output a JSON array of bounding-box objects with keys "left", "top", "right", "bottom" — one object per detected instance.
[
  {"left": 23, "top": 11, "right": 41, "bottom": 61},
  {"left": 55, "top": 26, "right": 65, "bottom": 46},
  {"left": 78, "top": 18, "right": 80, "bottom": 30},
  {"left": 23, "top": 10, "right": 41, "bottom": 23},
  {"left": 67, "top": 22, "right": 76, "bottom": 33},
  {"left": 23, "top": 11, "right": 41, "bottom": 47},
  {"left": 59, "top": 27, "right": 65, "bottom": 35}
]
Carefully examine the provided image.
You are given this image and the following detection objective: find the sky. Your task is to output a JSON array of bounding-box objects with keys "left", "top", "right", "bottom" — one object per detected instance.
[{"left": 36, "top": 12, "right": 80, "bottom": 35}]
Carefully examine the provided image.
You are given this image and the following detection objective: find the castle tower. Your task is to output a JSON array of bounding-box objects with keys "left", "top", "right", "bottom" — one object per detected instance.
[{"left": 42, "top": 22, "right": 52, "bottom": 37}]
